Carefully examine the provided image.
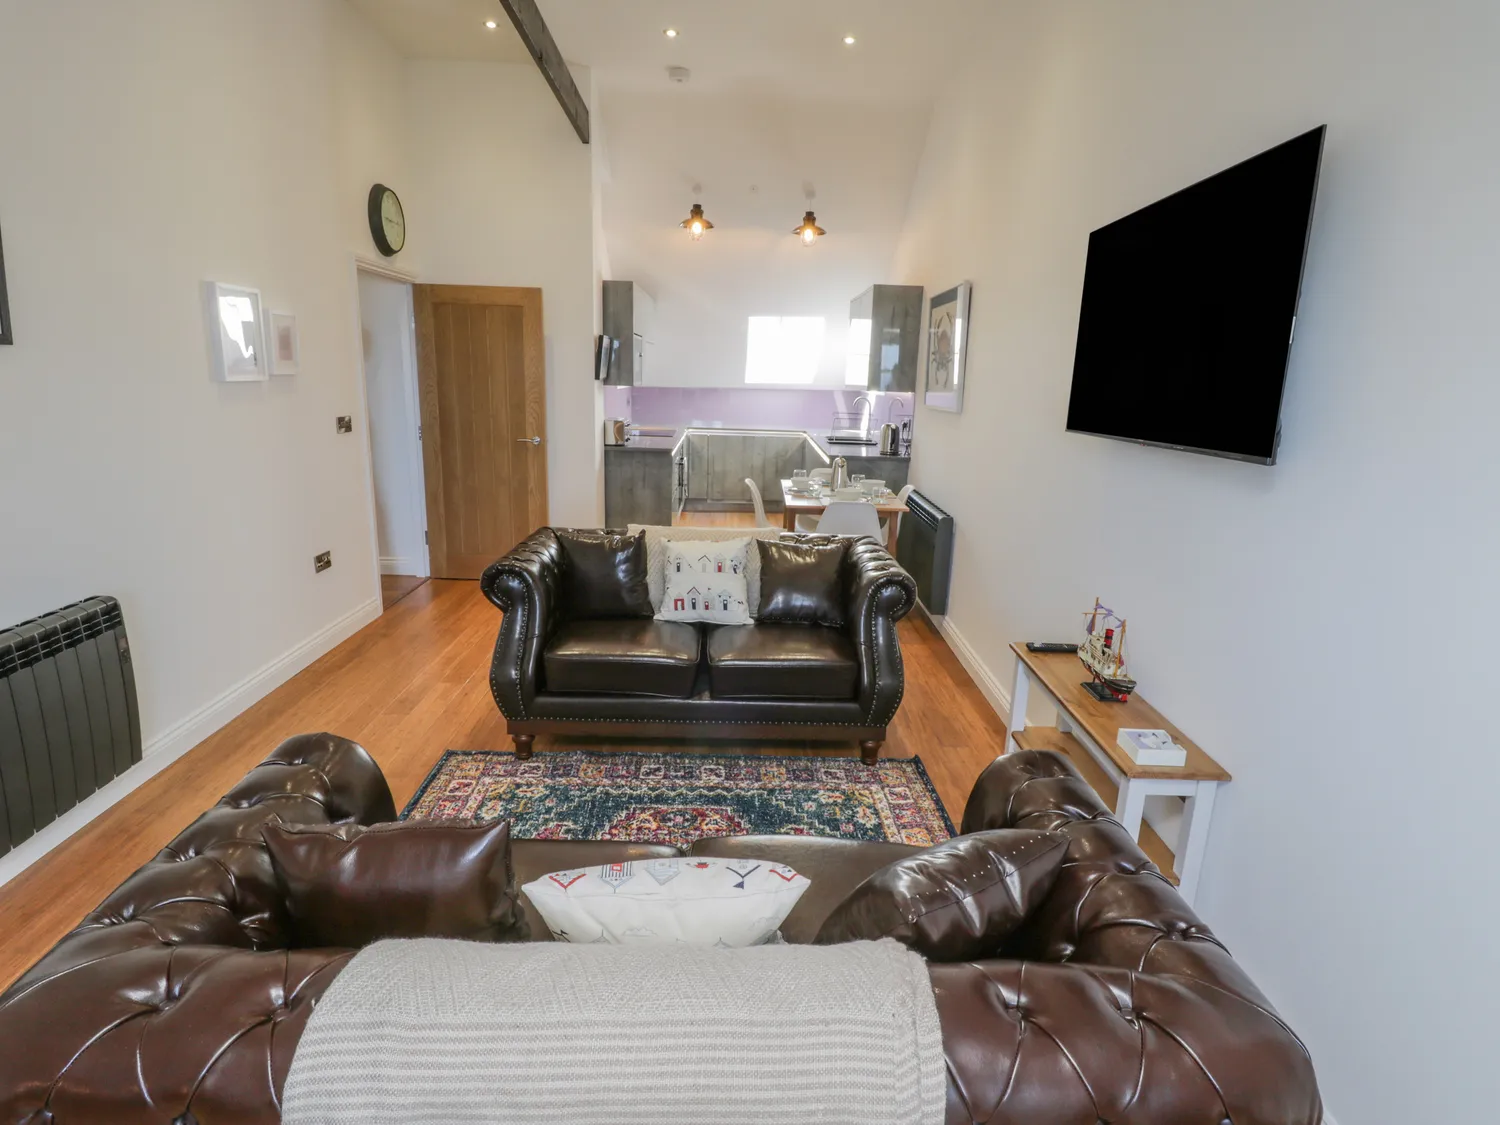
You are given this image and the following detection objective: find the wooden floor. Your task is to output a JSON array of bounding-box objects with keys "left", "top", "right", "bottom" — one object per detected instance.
[
  {"left": 0, "top": 513, "right": 1166, "bottom": 988},
  {"left": 381, "top": 573, "right": 429, "bottom": 609}
]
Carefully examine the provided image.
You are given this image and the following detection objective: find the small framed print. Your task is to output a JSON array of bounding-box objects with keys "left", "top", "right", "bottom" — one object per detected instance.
[
  {"left": 924, "top": 281, "right": 972, "bottom": 413},
  {"left": 205, "top": 281, "right": 266, "bottom": 381},
  {"left": 0, "top": 218, "right": 12, "bottom": 346},
  {"left": 267, "top": 310, "right": 299, "bottom": 376}
]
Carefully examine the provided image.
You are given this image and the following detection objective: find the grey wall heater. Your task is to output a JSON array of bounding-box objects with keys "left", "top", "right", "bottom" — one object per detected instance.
[
  {"left": 0, "top": 596, "right": 141, "bottom": 855},
  {"left": 894, "top": 490, "right": 955, "bottom": 616}
]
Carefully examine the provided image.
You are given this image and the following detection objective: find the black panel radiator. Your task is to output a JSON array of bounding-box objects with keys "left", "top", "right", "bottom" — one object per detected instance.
[
  {"left": 894, "top": 490, "right": 955, "bottom": 616},
  {"left": 0, "top": 597, "right": 141, "bottom": 856}
]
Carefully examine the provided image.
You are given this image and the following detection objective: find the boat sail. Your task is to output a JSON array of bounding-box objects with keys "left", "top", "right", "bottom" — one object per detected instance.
[{"left": 1079, "top": 598, "right": 1137, "bottom": 701}]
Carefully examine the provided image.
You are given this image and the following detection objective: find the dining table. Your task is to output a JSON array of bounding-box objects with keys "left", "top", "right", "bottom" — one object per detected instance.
[{"left": 779, "top": 479, "right": 909, "bottom": 553}]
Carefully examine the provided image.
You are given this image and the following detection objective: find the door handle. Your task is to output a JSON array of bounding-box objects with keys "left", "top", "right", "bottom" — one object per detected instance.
[{"left": 516, "top": 436, "right": 542, "bottom": 445}]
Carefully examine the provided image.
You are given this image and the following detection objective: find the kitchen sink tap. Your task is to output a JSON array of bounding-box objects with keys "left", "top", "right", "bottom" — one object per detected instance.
[{"left": 852, "top": 394, "right": 874, "bottom": 436}]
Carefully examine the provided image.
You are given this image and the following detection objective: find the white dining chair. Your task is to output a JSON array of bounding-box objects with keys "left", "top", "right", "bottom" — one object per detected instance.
[
  {"left": 744, "top": 478, "right": 776, "bottom": 529},
  {"left": 810, "top": 468, "right": 834, "bottom": 482},
  {"left": 813, "top": 501, "right": 883, "bottom": 541},
  {"left": 879, "top": 484, "right": 917, "bottom": 541}
]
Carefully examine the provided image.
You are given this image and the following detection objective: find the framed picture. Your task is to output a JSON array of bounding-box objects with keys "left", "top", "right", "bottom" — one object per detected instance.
[
  {"left": 267, "top": 310, "right": 299, "bottom": 376},
  {"left": 924, "top": 281, "right": 972, "bottom": 413},
  {"left": 205, "top": 282, "right": 267, "bottom": 381},
  {"left": 0, "top": 218, "right": 12, "bottom": 346},
  {"left": 594, "top": 333, "right": 613, "bottom": 381}
]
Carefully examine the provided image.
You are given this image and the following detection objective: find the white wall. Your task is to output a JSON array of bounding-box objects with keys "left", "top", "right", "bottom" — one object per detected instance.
[
  {"left": 893, "top": 2, "right": 1497, "bottom": 1120},
  {"left": 0, "top": 1, "right": 383, "bottom": 779},
  {"left": 325, "top": 0, "right": 420, "bottom": 270},
  {"left": 358, "top": 272, "right": 425, "bottom": 575},
  {"left": 404, "top": 61, "right": 603, "bottom": 526}
]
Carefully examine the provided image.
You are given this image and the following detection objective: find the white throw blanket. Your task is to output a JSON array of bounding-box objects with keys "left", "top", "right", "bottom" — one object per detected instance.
[{"left": 282, "top": 938, "right": 945, "bottom": 1125}]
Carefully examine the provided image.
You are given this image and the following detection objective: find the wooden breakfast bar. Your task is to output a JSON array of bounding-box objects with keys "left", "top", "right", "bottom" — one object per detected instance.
[{"left": 1006, "top": 642, "right": 1231, "bottom": 904}]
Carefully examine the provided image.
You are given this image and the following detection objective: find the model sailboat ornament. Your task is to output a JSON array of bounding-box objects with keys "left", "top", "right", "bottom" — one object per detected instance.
[{"left": 1079, "top": 597, "right": 1137, "bottom": 702}]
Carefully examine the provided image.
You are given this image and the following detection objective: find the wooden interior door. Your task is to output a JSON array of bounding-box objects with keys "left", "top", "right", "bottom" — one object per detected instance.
[{"left": 413, "top": 285, "right": 547, "bottom": 579}]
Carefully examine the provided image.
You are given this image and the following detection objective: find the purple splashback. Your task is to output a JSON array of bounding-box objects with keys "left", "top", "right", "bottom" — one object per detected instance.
[{"left": 605, "top": 386, "right": 914, "bottom": 431}]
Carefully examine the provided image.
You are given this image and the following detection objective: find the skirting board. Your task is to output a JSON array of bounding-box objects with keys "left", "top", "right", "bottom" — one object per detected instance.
[
  {"left": 926, "top": 605, "right": 1013, "bottom": 727},
  {"left": 0, "top": 595, "right": 381, "bottom": 889},
  {"left": 380, "top": 555, "right": 422, "bottom": 576}
]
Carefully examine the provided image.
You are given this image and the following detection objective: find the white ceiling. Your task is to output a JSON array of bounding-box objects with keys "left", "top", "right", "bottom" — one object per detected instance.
[
  {"left": 344, "top": 0, "right": 534, "bottom": 64},
  {"left": 346, "top": 0, "right": 999, "bottom": 387},
  {"left": 346, "top": 0, "right": 992, "bottom": 102}
]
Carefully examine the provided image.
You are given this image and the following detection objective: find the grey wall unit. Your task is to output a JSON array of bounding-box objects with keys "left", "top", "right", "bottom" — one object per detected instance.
[
  {"left": 601, "top": 280, "right": 655, "bottom": 386},
  {"left": 604, "top": 449, "right": 674, "bottom": 527},
  {"left": 849, "top": 284, "right": 924, "bottom": 392}
]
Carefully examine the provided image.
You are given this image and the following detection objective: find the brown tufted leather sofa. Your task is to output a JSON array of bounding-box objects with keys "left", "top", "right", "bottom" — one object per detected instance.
[
  {"left": 481, "top": 529, "right": 917, "bottom": 764},
  {"left": 0, "top": 735, "right": 1321, "bottom": 1124}
]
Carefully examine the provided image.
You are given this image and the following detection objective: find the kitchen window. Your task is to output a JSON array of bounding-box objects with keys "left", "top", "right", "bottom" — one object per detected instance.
[{"left": 745, "top": 316, "right": 825, "bottom": 385}]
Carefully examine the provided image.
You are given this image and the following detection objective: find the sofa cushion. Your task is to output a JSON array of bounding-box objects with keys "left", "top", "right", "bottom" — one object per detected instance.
[
  {"left": 814, "top": 830, "right": 1068, "bottom": 960},
  {"left": 756, "top": 539, "right": 849, "bottom": 627},
  {"left": 556, "top": 529, "right": 652, "bottom": 619},
  {"left": 631, "top": 524, "right": 782, "bottom": 614},
  {"left": 262, "top": 819, "right": 525, "bottom": 947},
  {"left": 707, "top": 623, "right": 858, "bottom": 700},
  {"left": 512, "top": 840, "right": 683, "bottom": 942},
  {"left": 656, "top": 537, "right": 753, "bottom": 625},
  {"left": 521, "top": 857, "right": 810, "bottom": 947},
  {"left": 688, "top": 836, "right": 924, "bottom": 943},
  {"left": 543, "top": 619, "right": 701, "bottom": 697}
]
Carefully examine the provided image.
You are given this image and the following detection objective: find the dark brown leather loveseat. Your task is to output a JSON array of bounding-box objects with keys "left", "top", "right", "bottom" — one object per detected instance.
[
  {"left": 481, "top": 529, "right": 917, "bottom": 763},
  {"left": 0, "top": 733, "right": 1322, "bottom": 1124}
]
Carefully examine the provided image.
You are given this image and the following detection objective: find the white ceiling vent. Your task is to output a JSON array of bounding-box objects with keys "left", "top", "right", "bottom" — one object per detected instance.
[{"left": 666, "top": 66, "right": 691, "bottom": 84}]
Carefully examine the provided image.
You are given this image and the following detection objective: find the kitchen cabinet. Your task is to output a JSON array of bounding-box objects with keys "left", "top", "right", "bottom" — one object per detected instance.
[
  {"left": 681, "top": 431, "right": 816, "bottom": 509},
  {"left": 848, "top": 285, "right": 924, "bottom": 392},
  {"left": 604, "top": 449, "right": 673, "bottom": 527},
  {"left": 602, "top": 281, "right": 656, "bottom": 386}
]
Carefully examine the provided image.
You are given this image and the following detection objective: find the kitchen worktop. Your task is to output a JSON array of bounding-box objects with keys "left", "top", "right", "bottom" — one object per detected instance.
[{"left": 607, "top": 426, "right": 910, "bottom": 460}]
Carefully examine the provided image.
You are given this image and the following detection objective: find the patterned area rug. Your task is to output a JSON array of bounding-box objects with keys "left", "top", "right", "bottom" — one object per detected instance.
[{"left": 402, "top": 751, "right": 955, "bottom": 848}]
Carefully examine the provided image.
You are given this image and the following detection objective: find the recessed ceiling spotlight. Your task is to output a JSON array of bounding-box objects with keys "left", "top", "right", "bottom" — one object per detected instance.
[
  {"left": 843, "top": 35, "right": 856, "bottom": 45},
  {"left": 664, "top": 28, "right": 679, "bottom": 38},
  {"left": 485, "top": 19, "right": 497, "bottom": 29}
]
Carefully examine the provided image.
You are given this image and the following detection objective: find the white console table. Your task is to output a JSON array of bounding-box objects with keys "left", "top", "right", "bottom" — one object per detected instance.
[{"left": 1006, "top": 643, "right": 1231, "bottom": 905}]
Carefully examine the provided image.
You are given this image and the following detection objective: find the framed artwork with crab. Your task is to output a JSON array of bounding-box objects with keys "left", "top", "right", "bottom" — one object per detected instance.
[{"left": 924, "top": 281, "right": 971, "bottom": 412}]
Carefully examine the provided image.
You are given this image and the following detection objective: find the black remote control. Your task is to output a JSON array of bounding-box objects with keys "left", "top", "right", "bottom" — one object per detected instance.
[{"left": 1026, "top": 642, "right": 1078, "bottom": 653}]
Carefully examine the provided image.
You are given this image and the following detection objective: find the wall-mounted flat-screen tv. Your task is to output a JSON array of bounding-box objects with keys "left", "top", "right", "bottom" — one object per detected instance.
[{"left": 1065, "top": 126, "right": 1326, "bottom": 464}]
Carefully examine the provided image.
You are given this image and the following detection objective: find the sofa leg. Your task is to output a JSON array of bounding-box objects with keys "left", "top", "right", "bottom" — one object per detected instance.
[
  {"left": 513, "top": 734, "right": 535, "bottom": 761},
  {"left": 859, "top": 740, "right": 882, "bottom": 765}
]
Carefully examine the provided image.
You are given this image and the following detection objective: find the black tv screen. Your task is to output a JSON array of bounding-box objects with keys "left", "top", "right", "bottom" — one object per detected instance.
[{"left": 1065, "top": 126, "right": 1325, "bottom": 464}]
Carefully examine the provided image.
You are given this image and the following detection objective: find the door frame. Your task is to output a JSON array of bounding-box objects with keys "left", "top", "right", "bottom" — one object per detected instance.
[
  {"left": 412, "top": 284, "right": 548, "bottom": 579},
  {"left": 350, "top": 255, "right": 428, "bottom": 607}
]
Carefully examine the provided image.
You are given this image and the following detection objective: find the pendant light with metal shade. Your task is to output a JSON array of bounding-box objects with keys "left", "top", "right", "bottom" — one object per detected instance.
[
  {"left": 680, "top": 185, "right": 714, "bottom": 241},
  {"left": 793, "top": 210, "right": 827, "bottom": 246}
]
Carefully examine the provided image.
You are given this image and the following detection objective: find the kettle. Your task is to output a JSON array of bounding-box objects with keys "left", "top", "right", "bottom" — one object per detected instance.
[
  {"left": 830, "top": 456, "right": 850, "bottom": 491},
  {"left": 879, "top": 423, "right": 900, "bottom": 456}
]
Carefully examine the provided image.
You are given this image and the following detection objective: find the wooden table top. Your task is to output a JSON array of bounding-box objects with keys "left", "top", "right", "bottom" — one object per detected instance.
[
  {"left": 1010, "top": 642, "right": 1231, "bottom": 782},
  {"left": 780, "top": 480, "right": 908, "bottom": 514}
]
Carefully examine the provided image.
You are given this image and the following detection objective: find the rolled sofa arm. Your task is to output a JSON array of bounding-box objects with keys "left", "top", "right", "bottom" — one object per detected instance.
[
  {"left": 841, "top": 536, "right": 917, "bottom": 727},
  {"left": 941, "top": 749, "right": 1322, "bottom": 1123},
  {"left": 0, "top": 733, "right": 392, "bottom": 1125},
  {"left": 480, "top": 528, "right": 565, "bottom": 720}
]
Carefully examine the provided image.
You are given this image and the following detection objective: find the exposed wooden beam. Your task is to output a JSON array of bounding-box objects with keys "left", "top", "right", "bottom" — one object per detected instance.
[{"left": 497, "top": 0, "right": 590, "bottom": 144}]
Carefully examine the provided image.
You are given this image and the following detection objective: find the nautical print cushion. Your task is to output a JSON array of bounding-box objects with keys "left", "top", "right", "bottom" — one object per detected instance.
[
  {"left": 630, "top": 524, "right": 781, "bottom": 614},
  {"left": 521, "top": 857, "right": 810, "bottom": 947},
  {"left": 655, "top": 538, "right": 753, "bottom": 626}
]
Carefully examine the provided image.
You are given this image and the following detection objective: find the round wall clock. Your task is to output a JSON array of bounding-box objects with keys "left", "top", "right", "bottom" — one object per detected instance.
[{"left": 367, "top": 183, "right": 405, "bottom": 257}]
